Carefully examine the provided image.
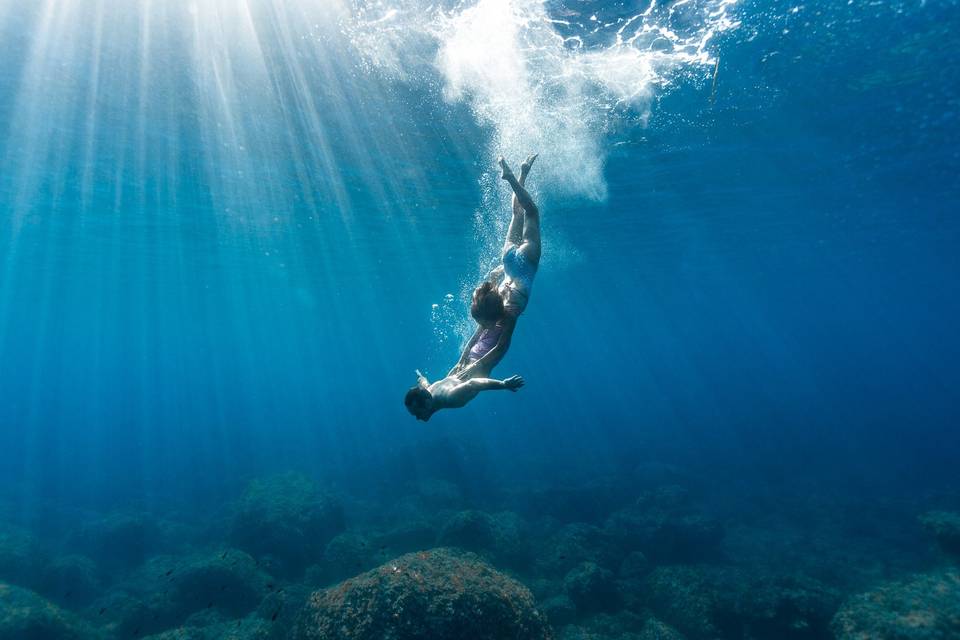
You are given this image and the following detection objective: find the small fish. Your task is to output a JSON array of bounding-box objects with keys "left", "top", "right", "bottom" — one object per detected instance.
[
  {"left": 220, "top": 551, "right": 228, "bottom": 559},
  {"left": 271, "top": 607, "right": 281, "bottom": 622},
  {"left": 64, "top": 590, "right": 72, "bottom": 598},
  {"left": 266, "top": 583, "right": 274, "bottom": 591},
  {"left": 98, "top": 608, "right": 107, "bottom": 616},
  {"left": 207, "top": 601, "right": 213, "bottom": 609},
  {"left": 164, "top": 569, "right": 173, "bottom": 577},
  {"left": 220, "top": 585, "right": 227, "bottom": 591}
]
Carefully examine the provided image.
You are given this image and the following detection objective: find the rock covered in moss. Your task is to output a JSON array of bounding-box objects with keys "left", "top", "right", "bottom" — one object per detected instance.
[
  {"left": 540, "top": 594, "right": 577, "bottom": 627},
  {"left": 141, "top": 616, "right": 272, "bottom": 640},
  {"left": 643, "top": 565, "right": 839, "bottom": 640},
  {"left": 0, "top": 582, "right": 97, "bottom": 640},
  {"left": 604, "top": 487, "right": 723, "bottom": 563},
  {"left": 920, "top": 511, "right": 960, "bottom": 558},
  {"left": 293, "top": 548, "right": 552, "bottom": 640},
  {"left": 639, "top": 617, "right": 687, "bottom": 640},
  {"left": 69, "top": 512, "right": 167, "bottom": 573},
  {"left": 831, "top": 569, "right": 960, "bottom": 640},
  {"left": 39, "top": 554, "right": 101, "bottom": 606},
  {"left": 537, "top": 523, "right": 619, "bottom": 578},
  {"left": 563, "top": 562, "right": 618, "bottom": 613},
  {"left": 313, "top": 532, "right": 374, "bottom": 585},
  {"left": 93, "top": 550, "right": 271, "bottom": 636},
  {"left": 0, "top": 526, "right": 46, "bottom": 589},
  {"left": 437, "top": 510, "right": 528, "bottom": 568},
  {"left": 228, "top": 473, "right": 345, "bottom": 576}
]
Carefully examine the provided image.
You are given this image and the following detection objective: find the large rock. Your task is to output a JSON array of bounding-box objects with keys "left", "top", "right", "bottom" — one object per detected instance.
[
  {"left": 69, "top": 512, "right": 167, "bottom": 573},
  {"left": 644, "top": 565, "right": 839, "bottom": 640},
  {"left": 39, "top": 555, "right": 101, "bottom": 606},
  {"left": 536, "top": 523, "right": 619, "bottom": 578},
  {"left": 92, "top": 550, "right": 271, "bottom": 637},
  {"left": 229, "top": 473, "right": 345, "bottom": 576},
  {"left": 141, "top": 616, "right": 272, "bottom": 640},
  {"left": 563, "top": 562, "right": 618, "bottom": 613},
  {"left": 0, "top": 582, "right": 96, "bottom": 640},
  {"left": 831, "top": 569, "right": 960, "bottom": 640},
  {"left": 0, "top": 527, "right": 46, "bottom": 590},
  {"left": 437, "top": 510, "right": 528, "bottom": 568},
  {"left": 604, "top": 487, "right": 723, "bottom": 564},
  {"left": 293, "top": 548, "right": 553, "bottom": 640},
  {"left": 310, "top": 532, "right": 374, "bottom": 586},
  {"left": 920, "top": 511, "right": 960, "bottom": 558}
]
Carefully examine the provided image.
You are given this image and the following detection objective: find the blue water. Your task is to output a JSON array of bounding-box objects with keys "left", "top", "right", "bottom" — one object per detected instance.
[{"left": 0, "top": 0, "right": 959, "bottom": 637}]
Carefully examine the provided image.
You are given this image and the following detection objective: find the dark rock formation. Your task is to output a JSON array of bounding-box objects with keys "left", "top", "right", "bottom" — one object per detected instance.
[
  {"left": 643, "top": 565, "right": 839, "bottom": 640},
  {"left": 537, "top": 523, "right": 619, "bottom": 578},
  {"left": 563, "top": 562, "right": 618, "bottom": 613},
  {"left": 604, "top": 486, "right": 723, "bottom": 564},
  {"left": 540, "top": 594, "right": 578, "bottom": 627},
  {"left": 920, "top": 511, "right": 960, "bottom": 558},
  {"left": 39, "top": 554, "right": 101, "bottom": 606},
  {"left": 831, "top": 569, "right": 960, "bottom": 640},
  {"left": 0, "top": 526, "right": 45, "bottom": 590},
  {"left": 293, "top": 548, "right": 552, "bottom": 640},
  {"left": 228, "top": 473, "right": 345, "bottom": 576},
  {"left": 0, "top": 582, "right": 97, "bottom": 640},
  {"left": 437, "top": 509, "right": 528, "bottom": 568}
]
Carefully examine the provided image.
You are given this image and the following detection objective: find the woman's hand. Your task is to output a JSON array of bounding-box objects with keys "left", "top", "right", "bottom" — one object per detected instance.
[{"left": 503, "top": 375, "right": 525, "bottom": 391}]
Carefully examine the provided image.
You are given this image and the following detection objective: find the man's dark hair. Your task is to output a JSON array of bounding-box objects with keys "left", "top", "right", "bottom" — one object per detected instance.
[{"left": 404, "top": 386, "right": 430, "bottom": 414}]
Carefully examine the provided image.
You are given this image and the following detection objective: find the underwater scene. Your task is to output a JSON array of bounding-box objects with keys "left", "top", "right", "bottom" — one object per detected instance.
[{"left": 1, "top": 0, "right": 959, "bottom": 638}]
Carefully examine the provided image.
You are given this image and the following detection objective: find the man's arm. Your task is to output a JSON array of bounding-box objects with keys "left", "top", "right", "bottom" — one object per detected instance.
[
  {"left": 442, "top": 375, "right": 525, "bottom": 408},
  {"left": 465, "top": 375, "right": 524, "bottom": 392},
  {"left": 415, "top": 369, "right": 430, "bottom": 389}
]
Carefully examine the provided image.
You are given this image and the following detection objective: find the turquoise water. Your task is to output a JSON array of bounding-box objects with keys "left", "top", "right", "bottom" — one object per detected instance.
[{"left": 0, "top": 0, "right": 959, "bottom": 638}]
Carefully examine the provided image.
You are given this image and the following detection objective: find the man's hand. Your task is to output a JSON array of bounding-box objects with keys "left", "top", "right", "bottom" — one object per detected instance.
[{"left": 503, "top": 375, "right": 525, "bottom": 391}]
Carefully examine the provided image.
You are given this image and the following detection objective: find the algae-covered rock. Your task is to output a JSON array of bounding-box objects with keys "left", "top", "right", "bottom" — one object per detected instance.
[
  {"left": 39, "top": 554, "right": 101, "bottom": 606},
  {"left": 141, "top": 616, "right": 272, "bottom": 640},
  {"left": 604, "top": 487, "right": 723, "bottom": 564},
  {"left": 537, "top": 523, "right": 619, "bottom": 578},
  {"left": 228, "top": 473, "right": 345, "bottom": 576},
  {"left": 93, "top": 549, "right": 271, "bottom": 637},
  {"left": 69, "top": 512, "right": 166, "bottom": 572},
  {"left": 293, "top": 548, "right": 553, "bottom": 640},
  {"left": 437, "top": 510, "right": 528, "bottom": 568},
  {"left": 0, "top": 582, "right": 98, "bottom": 640},
  {"left": 644, "top": 565, "right": 839, "bottom": 639},
  {"left": 0, "top": 526, "right": 46, "bottom": 589},
  {"left": 920, "top": 511, "right": 960, "bottom": 558},
  {"left": 563, "top": 562, "right": 618, "bottom": 613},
  {"left": 540, "top": 594, "right": 578, "bottom": 627},
  {"left": 831, "top": 569, "right": 960, "bottom": 640},
  {"left": 639, "top": 617, "right": 687, "bottom": 640}
]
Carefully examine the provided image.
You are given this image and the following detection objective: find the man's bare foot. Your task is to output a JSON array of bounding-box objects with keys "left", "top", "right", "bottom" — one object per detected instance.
[
  {"left": 498, "top": 156, "right": 516, "bottom": 182},
  {"left": 520, "top": 153, "right": 538, "bottom": 181}
]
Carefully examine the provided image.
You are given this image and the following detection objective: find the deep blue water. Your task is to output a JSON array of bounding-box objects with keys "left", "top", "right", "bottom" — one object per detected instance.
[{"left": 0, "top": 0, "right": 959, "bottom": 636}]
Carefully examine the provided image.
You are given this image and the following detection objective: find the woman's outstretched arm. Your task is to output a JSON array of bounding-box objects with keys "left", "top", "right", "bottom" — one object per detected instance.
[
  {"left": 456, "top": 316, "right": 516, "bottom": 380},
  {"left": 448, "top": 327, "right": 483, "bottom": 377}
]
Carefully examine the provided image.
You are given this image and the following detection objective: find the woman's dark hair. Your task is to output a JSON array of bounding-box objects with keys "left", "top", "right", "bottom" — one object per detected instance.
[
  {"left": 405, "top": 386, "right": 430, "bottom": 414},
  {"left": 471, "top": 282, "right": 504, "bottom": 324}
]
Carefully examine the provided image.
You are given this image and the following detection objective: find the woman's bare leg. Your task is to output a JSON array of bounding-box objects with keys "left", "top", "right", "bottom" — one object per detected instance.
[
  {"left": 499, "top": 157, "right": 541, "bottom": 263},
  {"left": 504, "top": 154, "right": 537, "bottom": 250}
]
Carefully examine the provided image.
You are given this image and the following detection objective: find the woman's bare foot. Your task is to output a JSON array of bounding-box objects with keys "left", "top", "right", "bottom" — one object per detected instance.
[
  {"left": 498, "top": 156, "right": 516, "bottom": 182},
  {"left": 520, "top": 153, "right": 538, "bottom": 182}
]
